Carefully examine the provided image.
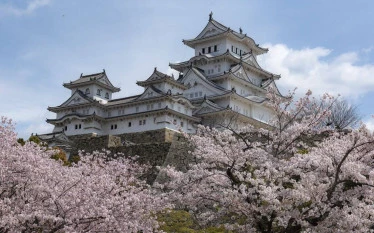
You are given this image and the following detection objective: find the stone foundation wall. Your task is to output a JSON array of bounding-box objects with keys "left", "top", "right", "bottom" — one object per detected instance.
[{"left": 67, "top": 129, "right": 188, "bottom": 183}]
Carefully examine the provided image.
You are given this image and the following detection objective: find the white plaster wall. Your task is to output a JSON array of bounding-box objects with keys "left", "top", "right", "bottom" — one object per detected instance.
[
  {"left": 160, "top": 83, "right": 184, "bottom": 94},
  {"left": 252, "top": 105, "right": 272, "bottom": 123},
  {"left": 102, "top": 113, "right": 196, "bottom": 134},
  {"left": 63, "top": 119, "right": 86, "bottom": 136},
  {"left": 194, "top": 38, "right": 225, "bottom": 56},
  {"left": 229, "top": 99, "right": 253, "bottom": 117},
  {"left": 225, "top": 38, "right": 251, "bottom": 56}
]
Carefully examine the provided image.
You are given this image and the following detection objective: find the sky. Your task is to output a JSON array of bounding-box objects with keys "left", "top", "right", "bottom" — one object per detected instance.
[{"left": 0, "top": 0, "right": 373, "bottom": 139}]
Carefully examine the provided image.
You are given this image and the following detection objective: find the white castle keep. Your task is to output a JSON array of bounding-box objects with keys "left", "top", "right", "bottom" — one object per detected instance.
[{"left": 39, "top": 13, "right": 282, "bottom": 144}]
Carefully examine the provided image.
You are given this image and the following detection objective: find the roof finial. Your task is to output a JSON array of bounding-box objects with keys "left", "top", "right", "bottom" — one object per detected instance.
[
  {"left": 80, "top": 73, "right": 83, "bottom": 78},
  {"left": 209, "top": 11, "right": 213, "bottom": 21},
  {"left": 239, "top": 27, "right": 242, "bottom": 34},
  {"left": 103, "top": 69, "right": 106, "bottom": 73},
  {"left": 154, "top": 67, "right": 157, "bottom": 72}
]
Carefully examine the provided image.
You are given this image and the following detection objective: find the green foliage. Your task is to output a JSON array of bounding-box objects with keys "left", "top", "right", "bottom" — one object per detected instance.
[
  {"left": 297, "top": 148, "right": 309, "bottom": 154},
  {"left": 343, "top": 180, "right": 362, "bottom": 191},
  {"left": 297, "top": 200, "right": 312, "bottom": 212},
  {"left": 28, "top": 135, "right": 41, "bottom": 145},
  {"left": 157, "top": 209, "right": 230, "bottom": 233},
  {"left": 69, "top": 155, "right": 81, "bottom": 164},
  {"left": 157, "top": 209, "right": 195, "bottom": 233},
  {"left": 50, "top": 147, "right": 70, "bottom": 166},
  {"left": 17, "top": 138, "right": 25, "bottom": 146}
]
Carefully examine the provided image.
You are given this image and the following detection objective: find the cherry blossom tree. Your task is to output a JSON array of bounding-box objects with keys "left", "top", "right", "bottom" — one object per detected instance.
[
  {"left": 159, "top": 90, "right": 374, "bottom": 232},
  {"left": 0, "top": 117, "right": 168, "bottom": 233}
]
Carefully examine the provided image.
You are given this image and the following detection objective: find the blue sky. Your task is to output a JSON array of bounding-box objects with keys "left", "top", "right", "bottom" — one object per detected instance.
[{"left": 1, "top": 0, "right": 373, "bottom": 139}]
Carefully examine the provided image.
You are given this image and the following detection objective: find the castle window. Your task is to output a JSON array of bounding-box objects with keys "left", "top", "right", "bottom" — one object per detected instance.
[
  {"left": 75, "top": 124, "right": 77, "bottom": 129},
  {"left": 64, "top": 126, "right": 67, "bottom": 131},
  {"left": 236, "top": 48, "right": 238, "bottom": 54},
  {"left": 139, "top": 120, "right": 142, "bottom": 125},
  {"left": 190, "top": 93, "right": 193, "bottom": 98},
  {"left": 85, "top": 88, "right": 90, "bottom": 95},
  {"left": 231, "top": 45, "right": 234, "bottom": 52},
  {"left": 143, "top": 119, "right": 146, "bottom": 125},
  {"left": 202, "top": 48, "right": 205, "bottom": 54},
  {"left": 194, "top": 92, "right": 198, "bottom": 97},
  {"left": 128, "top": 122, "right": 132, "bottom": 127},
  {"left": 199, "top": 91, "right": 202, "bottom": 97},
  {"left": 105, "top": 92, "right": 109, "bottom": 99},
  {"left": 214, "top": 45, "right": 217, "bottom": 52},
  {"left": 79, "top": 124, "right": 81, "bottom": 129},
  {"left": 208, "top": 47, "right": 211, "bottom": 53},
  {"left": 97, "top": 89, "right": 101, "bottom": 96},
  {"left": 180, "top": 121, "right": 184, "bottom": 127}
]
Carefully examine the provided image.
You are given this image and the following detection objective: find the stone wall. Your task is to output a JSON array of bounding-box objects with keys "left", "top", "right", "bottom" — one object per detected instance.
[{"left": 67, "top": 129, "right": 189, "bottom": 184}]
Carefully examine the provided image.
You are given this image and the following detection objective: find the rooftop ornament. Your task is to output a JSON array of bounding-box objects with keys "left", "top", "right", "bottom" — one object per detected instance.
[
  {"left": 239, "top": 27, "right": 242, "bottom": 34},
  {"left": 209, "top": 11, "right": 213, "bottom": 21}
]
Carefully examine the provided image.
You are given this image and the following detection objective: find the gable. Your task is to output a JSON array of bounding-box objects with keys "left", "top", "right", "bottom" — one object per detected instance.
[
  {"left": 97, "top": 74, "right": 115, "bottom": 87},
  {"left": 233, "top": 66, "right": 251, "bottom": 82},
  {"left": 181, "top": 70, "right": 226, "bottom": 97},
  {"left": 193, "top": 100, "right": 223, "bottom": 115},
  {"left": 60, "top": 91, "right": 92, "bottom": 107},
  {"left": 263, "top": 80, "right": 282, "bottom": 96},
  {"left": 242, "top": 54, "right": 261, "bottom": 69},
  {"left": 136, "top": 86, "right": 165, "bottom": 100},
  {"left": 195, "top": 21, "right": 226, "bottom": 40},
  {"left": 146, "top": 72, "right": 164, "bottom": 82}
]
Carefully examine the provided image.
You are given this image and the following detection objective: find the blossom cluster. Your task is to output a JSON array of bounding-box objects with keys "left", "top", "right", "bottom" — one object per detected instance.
[
  {"left": 0, "top": 117, "right": 168, "bottom": 233},
  {"left": 159, "top": 90, "right": 374, "bottom": 232}
]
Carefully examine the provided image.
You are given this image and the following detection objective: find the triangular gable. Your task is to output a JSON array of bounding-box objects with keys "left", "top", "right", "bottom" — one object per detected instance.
[
  {"left": 145, "top": 70, "right": 171, "bottom": 82},
  {"left": 231, "top": 65, "right": 253, "bottom": 83},
  {"left": 193, "top": 99, "right": 224, "bottom": 115},
  {"left": 195, "top": 21, "right": 226, "bottom": 40},
  {"left": 97, "top": 73, "right": 117, "bottom": 88},
  {"left": 241, "top": 54, "right": 261, "bottom": 69},
  {"left": 263, "top": 79, "right": 282, "bottom": 96},
  {"left": 59, "top": 90, "right": 93, "bottom": 107},
  {"left": 135, "top": 86, "right": 165, "bottom": 100},
  {"left": 180, "top": 68, "right": 227, "bottom": 97}
]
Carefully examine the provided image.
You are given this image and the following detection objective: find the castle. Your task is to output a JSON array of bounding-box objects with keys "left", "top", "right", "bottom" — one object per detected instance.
[{"left": 38, "top": 13, "right": 282, "bottom": 151}]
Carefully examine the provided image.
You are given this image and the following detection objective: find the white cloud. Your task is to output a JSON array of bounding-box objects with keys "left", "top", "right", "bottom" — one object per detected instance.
[
  {"left": 364, "top": 117, "right": 374, "bottom": 132},
  {"left": 259, "top": 44, "right": 374, "bottom": 98},
  {"left": 0, "top": 0, "right": 50, "bottom": 17},
  {"left": 166, "top": 66, "right": 180, "bottom": 79}
]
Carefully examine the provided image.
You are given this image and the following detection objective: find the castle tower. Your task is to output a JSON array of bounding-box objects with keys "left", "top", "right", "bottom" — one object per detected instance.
[{"left": 170, "top": 12, "right": 282, "bottom": 128}]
